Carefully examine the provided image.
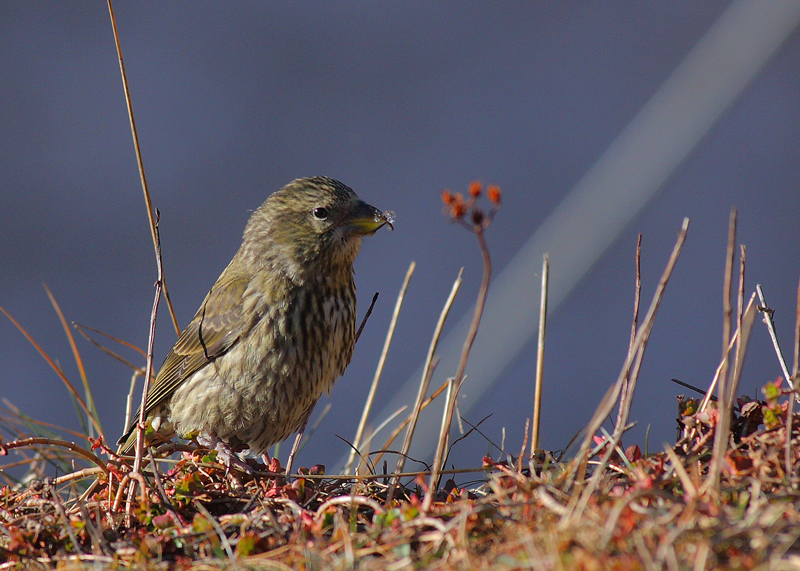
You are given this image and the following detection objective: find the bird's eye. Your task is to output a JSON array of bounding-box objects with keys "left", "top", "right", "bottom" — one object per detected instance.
[{"left": 312, "top": 207, "right": 328, "bottom": 220}]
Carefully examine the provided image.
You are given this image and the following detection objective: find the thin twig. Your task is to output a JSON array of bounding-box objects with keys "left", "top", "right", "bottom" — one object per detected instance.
[
  {"left": 387, "top": 270, "right": 462, "bottom": 504},
  {"left": 518, "top": 418, "right": 530, "bottom": 474},
  {"left": 756, "top": 284, "right": 794, "bottom": 396},
  {"left": 737, "top": 245, "right": 746, "bottom": 336},
  {"left": 531, "top": 254, "right": 549, "bottom": 457},
  {"left": 46, "top": 479, "right": 83, "bottom": 555},
  {"left": 0, "top": 438, "right": 109, "bottom": 477},
  {"left": 72, "top": 322, "right": 147, "bottom": 357},
  {"left": 352, "top": 406, "right": 409, "bottom": 463},
  {"left": 446, "top": 414, "right": 497, "bottom": 458},
  {"left": 729, "top": 295, "right": 756, "bottom": 407},
  {"left": 282, "top": 466, "right": 488, "bottom": 481},
  {"left": 72, "top": 322, "right": 147, "bottom": 371},
  {"left": 106, "top": 0, "right": 179, "bottom": 337},
  {"left": 794, "top": 272, "right": 800, "bottom": 388},
  {"left": 733, "top": 244, "right": 746, "bottom": 392},
  {"left": 372, "top": 378, "right": 447, "bottom": 469},
  {"left": 347, "top": 262, "right": 415, "bottom": 475},
  {"left": 0, "top": 402, "right": 96, "bottom": 442},
  {"left": 671, "top": 379, "right": 717, "bottom": 401},
  {"left": 355, "top": 292, "right": 379, "bottom": 344},
  {"left": 431, "top": 375, "right": 456, "bottom": 479},
  {"left": 148, "top": 447, "right": 186, "bottom": 525},
  {"left": 126, "top": 211, "right": 165, "bottom": 520},
  {"left": 123, "top": 371, "right": 142, "bottom": 435},
  {"left": 314, "top": 495, "right": 385, "bottom": 519}
]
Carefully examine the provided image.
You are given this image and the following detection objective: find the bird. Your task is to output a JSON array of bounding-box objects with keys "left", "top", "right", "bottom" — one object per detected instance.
[{"left": 117, "top": 176, "right": 392, "bottom": 472}]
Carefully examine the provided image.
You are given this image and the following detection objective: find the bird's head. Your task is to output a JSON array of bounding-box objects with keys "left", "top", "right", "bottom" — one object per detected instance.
[{"left": 244, "top": 176, "right": 393, "bottom": 279}]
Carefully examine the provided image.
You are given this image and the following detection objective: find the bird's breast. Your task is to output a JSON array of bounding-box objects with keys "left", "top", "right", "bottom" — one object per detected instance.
[{"left": 250, "top": 275, "right": 357, "bottom": 395}]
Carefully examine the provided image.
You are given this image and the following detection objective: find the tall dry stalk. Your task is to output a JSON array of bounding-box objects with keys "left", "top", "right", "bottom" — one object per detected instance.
[
  {"left": 106, "top": 0, "right": 179, "bottom": 337},
  {"left": 562, "top": 217, "right": 689, "bottom": 525},
  {"left": 705, "top": 208, "right": 737, "bottom": 495},
  {"left": 615, "top": 235, "right": 642, "bottom": 430},
  {"left": 530, "top": 254, "right": 549, "bottom": 459},
  {"left": 422, "top": 183, "right": 500, "bottom": 511}
]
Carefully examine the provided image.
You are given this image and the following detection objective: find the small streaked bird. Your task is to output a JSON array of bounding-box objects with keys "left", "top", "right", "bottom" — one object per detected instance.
[{"left": 118, "top": 176, "right": 392, "bottom": 471}]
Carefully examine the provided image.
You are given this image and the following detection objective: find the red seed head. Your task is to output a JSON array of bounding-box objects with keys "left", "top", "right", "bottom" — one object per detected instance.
[
  {"left": 487, "top": 185, "right": 501, "bottom": 205},
  {"left": 469, "top": 181, "right": 482, "bottom": 198},
  {"left": 451, "top": 193, "right": 467, "bottom": 218}
]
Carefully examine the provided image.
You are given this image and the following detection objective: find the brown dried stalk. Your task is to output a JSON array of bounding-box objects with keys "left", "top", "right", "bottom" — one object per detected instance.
[
  {"left": 616, "top": 234, "right": 642, "bottom": 429},
  {"left": 705, "top": 208, "right": 737, "bottom": 495},
  {"left": 423, "top": 182, "right": 500, "bottom": 511},
  {"left": 563, "top": 217, "right": 689, "bottom": 525},
  {"left": 106, "top": 0, "right": 179, "bottom": 337},
  {"left": 125, "top": 211, "right": 165, "bottom": 520}
]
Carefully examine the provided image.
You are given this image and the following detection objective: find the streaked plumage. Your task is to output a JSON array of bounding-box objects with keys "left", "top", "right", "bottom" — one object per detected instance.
[{"left": 118, "top": 176, "right": 391, "bottom": 465}]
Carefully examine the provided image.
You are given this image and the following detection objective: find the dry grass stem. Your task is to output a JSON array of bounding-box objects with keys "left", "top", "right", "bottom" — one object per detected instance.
[
  {"left": 705, "top": 207, "right": 737, "bottom": 495},
  {"left": 703, "top": 293, "right": 757, "bottom": 496},
  {"left": 347, "top": 261, "right": 416, "bottom": 475},
  {"left": 0, "top": 305, "right": 103, "bottom": 437},
  {"left": 794, "top": 273, "right": 800, "bottom": 384},
  {"left": 564, "top": 217, "right": 689, "bottom": 524},
  {"left": 663, "top": 444, "right": 697, "bottom": 498},
  {"left": 72, "top": 323, "right": 146, "bottom": 374},
  {"left": 387, "top": 270, "right": 462, "bottom": 503},
  {"left": 531, "top": 253, "right": 549, "bottom": 457},
  {"left": 44, "top": 285, "right": 98, "bottom": 437},
  {"left": 106, "top": 0, "right": 179, "bottom": 337},
  {"left": 616, "top": 234, "right": 642, "bottom": 429},
  {"left": 700, "top": 331, "right": 738, "bottom": 413},
  {"left": 425, "top": 225, "right": 493, "bottom": 512},
  {"left": 371, "top": 378, "right": 448, "bottom": 468}
]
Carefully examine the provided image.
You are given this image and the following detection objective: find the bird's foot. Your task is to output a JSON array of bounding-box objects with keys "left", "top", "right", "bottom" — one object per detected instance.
[{"left": 197, "top": 434, "right": 255, "bottom": 475}]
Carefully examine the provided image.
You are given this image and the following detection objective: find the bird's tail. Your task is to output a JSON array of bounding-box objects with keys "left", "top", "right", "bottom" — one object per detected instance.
[{"left": 116, "top": 425, "right": 137, "bottom": 456}]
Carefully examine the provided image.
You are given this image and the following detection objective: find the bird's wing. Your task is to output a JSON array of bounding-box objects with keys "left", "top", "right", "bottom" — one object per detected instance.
[{"left": 135, "top": 269, "right": 252, "bottom": 425}]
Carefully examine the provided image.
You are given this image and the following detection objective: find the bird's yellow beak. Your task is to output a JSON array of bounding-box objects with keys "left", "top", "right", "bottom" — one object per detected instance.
[{"left": 346, "top": 200, "right": 395, "bottom": 236}]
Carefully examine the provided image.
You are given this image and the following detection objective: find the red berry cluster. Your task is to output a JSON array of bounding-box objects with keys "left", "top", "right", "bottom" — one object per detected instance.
[{"left": 441, "top": 181, "right": 501, "bottom": 230}]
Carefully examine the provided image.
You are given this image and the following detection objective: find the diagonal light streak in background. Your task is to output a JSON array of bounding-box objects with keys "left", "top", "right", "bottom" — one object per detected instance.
[{"left": 338, "top": 0, "right": 800, "bottom": 470}]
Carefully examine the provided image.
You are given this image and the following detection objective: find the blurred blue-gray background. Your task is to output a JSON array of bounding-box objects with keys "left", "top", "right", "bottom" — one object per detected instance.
[{"left": 2, "top": 2, "right": 799, "bottom": 474}]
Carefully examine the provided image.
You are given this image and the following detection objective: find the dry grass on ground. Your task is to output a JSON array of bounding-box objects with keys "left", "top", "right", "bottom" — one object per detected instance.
[
  {"left": 2, "top": 201, "right": 800, "bottom": 570},
  {"left": 2, "top": 385, "right": 800, "bottom": 570}
]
